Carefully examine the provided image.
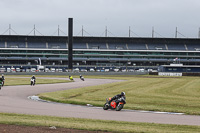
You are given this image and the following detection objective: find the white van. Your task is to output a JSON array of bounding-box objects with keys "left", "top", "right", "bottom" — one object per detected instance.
[
  {"left": 16, "top": 68, "right": 21, "bottom": 72},
  {"left": 7, "top": 68, "right": 11, "bottom": 72},
  {"left": 50, "top": 68, "right": 56, "bottom": 72}
]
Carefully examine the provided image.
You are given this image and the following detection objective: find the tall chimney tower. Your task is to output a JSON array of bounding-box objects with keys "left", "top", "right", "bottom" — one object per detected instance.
[{"left": 68, "top": 18, "right": 73, "bottom": 70}]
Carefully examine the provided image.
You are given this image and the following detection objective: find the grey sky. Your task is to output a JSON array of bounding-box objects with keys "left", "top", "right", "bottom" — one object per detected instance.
[{"left": 0, "top": 0, "right": 200, "bottom": 38}]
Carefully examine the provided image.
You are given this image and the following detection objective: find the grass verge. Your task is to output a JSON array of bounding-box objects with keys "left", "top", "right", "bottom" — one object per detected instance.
[
  {"left": 39, "top": 75, "right": 200, "bottom": 115},
  {"left": 0, "top": 113, "right": 200, "bottom": 133},
  {"left": 4, "top": 76, "right": 71, "bottom": 86}
]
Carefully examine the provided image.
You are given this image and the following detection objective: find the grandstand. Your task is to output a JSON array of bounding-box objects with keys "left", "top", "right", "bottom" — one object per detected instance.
[{"left": 0, "top": 35, "right": 200, "bottom": 71}]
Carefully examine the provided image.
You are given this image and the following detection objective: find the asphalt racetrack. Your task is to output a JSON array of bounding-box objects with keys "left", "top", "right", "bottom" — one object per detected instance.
[{"left": 0, "top": 77, "right": 199, "bottom": 126}]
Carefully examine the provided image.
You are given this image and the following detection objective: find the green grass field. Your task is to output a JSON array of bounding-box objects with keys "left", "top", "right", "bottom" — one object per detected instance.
[
  {"left": 1, "top": 75, "right": 200, "bottom": 132},
  {"left": 39, "top": 75, "right": 200, "bottom": 115},
  {"left": 4, "top": 75, "right": 71, "bottom": 85},
  {"left": 0, "top": 113, "right": 200, "bottom": 133}
]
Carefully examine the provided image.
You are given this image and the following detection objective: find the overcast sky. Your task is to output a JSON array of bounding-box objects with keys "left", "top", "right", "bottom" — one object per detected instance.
[{"left": 0, "top": 0, "right": 200, "bottom": 38}]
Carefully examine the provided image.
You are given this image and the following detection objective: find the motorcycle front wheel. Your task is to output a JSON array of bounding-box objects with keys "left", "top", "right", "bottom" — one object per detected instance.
[
  {"left": 116, "top": 104, "right": 124, "bottom": 111},
  {"left": 103, "top": 103, "right": 109, "bottom": 110}
]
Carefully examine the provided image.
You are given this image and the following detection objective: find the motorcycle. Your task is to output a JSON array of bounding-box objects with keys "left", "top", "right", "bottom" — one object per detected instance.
[
  {"left": 30, "top": 79, "right": 35, "bottom": 86},
  {"left": 103, "top": 97, "right": 126, "bottom": 111},
  {"left": 2, "top": 80, "right": 4, "bottom": 87},
  {"left": 0, "top": 79, "right": 3, "bottom": 90},
  {"left": 80, "top": 76, "right": 84, "bottom": 81},
  {"left": 69, "top": 76, "right": 73, "bottom": 81}
]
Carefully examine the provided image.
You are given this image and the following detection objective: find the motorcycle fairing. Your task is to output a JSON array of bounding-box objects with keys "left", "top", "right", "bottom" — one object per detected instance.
[{"left": 110, "top": 101, "right": 116, "bottom": 108}]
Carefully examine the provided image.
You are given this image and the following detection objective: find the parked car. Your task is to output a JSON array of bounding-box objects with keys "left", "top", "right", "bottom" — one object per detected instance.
[
  {"left": 31, "top": 68, "right": 36, "bottom": 72},
  {"left": 16, "top": 68, "right": 21, "bottom": 72},
  {"left": 122, "top": 69, "right": 127, "bottom": 72},
  {"left": 50, "top": 68, "right": 56, "bottom": 72},
  {"left": 73, "top": 68, "right": 79, "bottom": 72},
  {"left": 114, "top": 69, "right": 119, "bottom": 72},
  {"left": 45, "top": 68, "right": 50, "bottom": 72},
  {"left": 128, "top": 69, "right": 134, "bottom": 72},
  {"left": 81, "top": 69, "right": 87, "bottom": 72},
  {"left": 105, "top": 69, "right": 109, "bottom": 72},
  {"left": 90, "top": 68, "right": 95, "bottom": 72},
  {"left": 0, "top": 68, "right": 6, "bottom": 72},
  {"left": 11, "top": 68, "right": 16, "bottom": 72},
  {"left": 26, "top": 69, "right": 30, "bottom": 72}
]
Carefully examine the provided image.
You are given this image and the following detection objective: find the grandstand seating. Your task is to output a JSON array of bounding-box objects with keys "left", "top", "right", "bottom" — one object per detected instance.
[
  {"left": 88, "top": 43, "right": 107, "bottom": 49},
  {"left": 180, "top": 59, "right": 188, "bottom": 62},
  {"left": 8, "top": 57, "right": 23, "bottom": 60},
  {"left": 1, "top": 35, "right": 200, "bottom": 67},
  {"left": 48, "top": 42, "right": 67, "bottom": 49},
  {"left": 167, "top": 44, "right": 186, "bottom": 51},
  {"left": 28, "top": 42, "right": 46, "bottom": 48},
  {"left": 189, "top": 59, "right": 200, "bottom": 62},
  {"left": 109, "top": 58, "right": 128, "bottom": 61},
  {"left": 89, "top": 58, "right": 108, "bottom": 61},
  {"left": 0, "top": 41, "right": 5, "bottom": 48},
  {"left": 47, "top": 57, "right": 67, "bottom": 60},
  {"left": 73, "top": 57, "right": 88, "bottom": 60},
  {"left": 7, "top": 41, "right": 26, "bottom": 48},
  {"left": 127, "top": 43, "right": 147, "bottom": 50},
  {"left": 73, "top": 43, "right": 87, "bottom": 49},
  {"left": 149, "top": 58, "right": 168, "bottom": 62},
  {"left": 147, "top": 44, "right": 166, "bottom": 50},
  {"left": 129, "top": 58, "right": 149, "bottom": 61},
  {"left": 186, "top": 44, "right": 200, "bottom": 51},
  {"left": 108, "top": 43, "right": 127, "bottom": 50}
]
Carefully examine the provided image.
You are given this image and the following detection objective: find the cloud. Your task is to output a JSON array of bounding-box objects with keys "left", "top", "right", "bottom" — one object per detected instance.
[{"left": 0, "top": 0, "right": 200, "bottom": 37}]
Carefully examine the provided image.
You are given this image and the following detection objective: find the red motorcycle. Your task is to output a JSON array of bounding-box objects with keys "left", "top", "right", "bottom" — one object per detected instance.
[{"left": 103, "top": 97, "right": 126, "bottom": 111}]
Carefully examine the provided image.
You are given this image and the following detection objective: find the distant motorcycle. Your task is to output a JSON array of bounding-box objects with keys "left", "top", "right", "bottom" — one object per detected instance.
[
  {"left": 69, "top": 76, "right": 73, "bottom": 81},
  {"left": 80, "top": 76, "right": 84, "bottom": 81},
  {"left": 103, "top": 97, "right": 126, "bottom": 111},
  {"left": 30, "top": 79, "right": 35, "bottom": 86},
  {"left": 0, "top": 79, "right": 3, "bottom": 90},
  {"left": 2, "top": 80, "right": 4, "bottom": 87}
]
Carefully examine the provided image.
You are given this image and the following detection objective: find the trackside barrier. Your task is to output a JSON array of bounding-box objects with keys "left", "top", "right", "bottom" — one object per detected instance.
[{"left": 158, "top": 72, "right": 182, "bottom": 76}]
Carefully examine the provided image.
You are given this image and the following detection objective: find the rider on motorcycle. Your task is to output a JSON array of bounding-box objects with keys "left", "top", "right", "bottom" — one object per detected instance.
[
  {"left": 31, "top": 75, "right": 36, "bottom": 80},
  {"left": 0, "top": 77, "right": 3, "bottom": 90},
  {"left": 69, "top": 75, "right": 73, "bottom": 80},
  {"left": 1, "top": 74, "right": 5, "bottom": 86},
  {"left": 31, "top": 75, "right": 36, "bottom": 83},
  {"left": 108, "top": 92, "right": 126, "bottom": 105},
  {"left": 80, "top": 75, "right": 84, "bottom": 80},
  {"left": 2, "top": 74, "right": 5, "bottom": 81}
]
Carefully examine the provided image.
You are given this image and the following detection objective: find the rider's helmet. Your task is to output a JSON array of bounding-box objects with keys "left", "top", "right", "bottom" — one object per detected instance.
[{"left": 121, "top": 92, "right": 125, "bottom": 96}]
